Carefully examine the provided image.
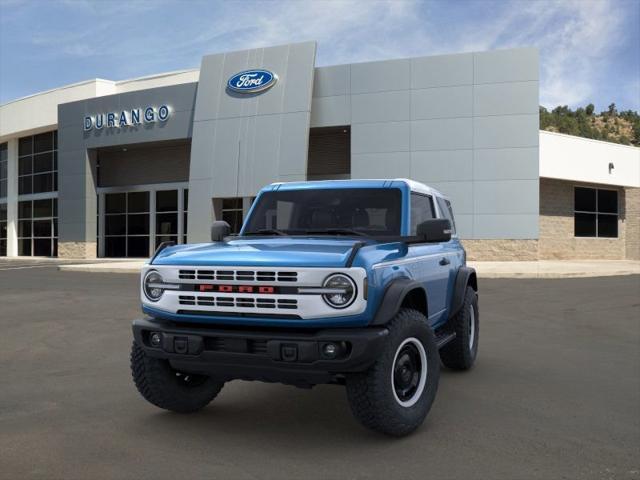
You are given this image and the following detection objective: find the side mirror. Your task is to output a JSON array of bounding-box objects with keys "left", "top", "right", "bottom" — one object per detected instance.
[
  {"left": 211, "top": 221, "right": 231, "bottom": 242},
  {"left": 417, "top": 219, "right": 452, "bottom": 243}
]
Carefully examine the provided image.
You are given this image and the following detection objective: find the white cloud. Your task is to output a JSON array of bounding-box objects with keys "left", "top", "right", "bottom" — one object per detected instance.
[
  {"left": 183, "top": 0, "right": 628, "bottom": 108},
  {"left": 3, "top": 0, "right": 636, "bottom": 108},
  {"left": 428, "top": 0, "right": 626, "bottom": 108}
]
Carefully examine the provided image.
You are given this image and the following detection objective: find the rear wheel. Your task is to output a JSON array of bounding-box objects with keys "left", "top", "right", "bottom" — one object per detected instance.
[
  {"left": 345, "top": 308, "right": 440, "bottom": 436},
  {"left": 130, "top": 341, "right": 224, "bottom": 413},
  {"left": 439, "top": 286, "right": 479, "bottom": 370}
]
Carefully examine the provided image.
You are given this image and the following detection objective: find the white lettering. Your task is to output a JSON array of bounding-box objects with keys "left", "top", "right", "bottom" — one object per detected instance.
[
  {"left": 158, "top": 105, "right": 170, "bottom": 121},
  {"left": 144, "top": 107, "right": 155, "bottom": 123},
  {"left": 235, "top": 73, "right": 265, "bottom": 88},
  {"left": 83, "top": 105, "right": 171, "bottom": 130}
]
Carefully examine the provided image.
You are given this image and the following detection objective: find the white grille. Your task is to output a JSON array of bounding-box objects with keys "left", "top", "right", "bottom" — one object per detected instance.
[{"left": 143, "top": 265, "right": 367, "bottom": 320}]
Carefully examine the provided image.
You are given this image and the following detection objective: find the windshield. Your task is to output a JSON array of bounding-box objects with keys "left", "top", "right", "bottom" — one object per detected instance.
[{"left": 243, "top": 188, "right": 402, "bottom": 236}]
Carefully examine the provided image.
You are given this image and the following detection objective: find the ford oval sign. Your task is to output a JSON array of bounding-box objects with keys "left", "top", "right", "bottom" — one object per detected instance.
[{"left": 227, "top": 69, "right": 277, "bottom": 94}]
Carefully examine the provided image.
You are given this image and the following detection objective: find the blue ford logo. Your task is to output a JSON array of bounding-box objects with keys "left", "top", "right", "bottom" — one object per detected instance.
[{"left": 227, "top": 69, "right": 277, "bottom": 94}]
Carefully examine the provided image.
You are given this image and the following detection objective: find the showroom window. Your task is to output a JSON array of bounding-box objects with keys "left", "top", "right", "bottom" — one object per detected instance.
[
  {"left": 221, "top": 198, "right": 244, "bottom": 234},
  {"left": 574, "top": 187, "right": 618, "bottom": 238},
  {"left": 18, "top": 131, "right": 57, "bottom": 195},
  {"left": 0, "top": 203, "right": 7, "bottom": 256},
  {"left": 155, "top": 190, "right": 179, "bottom": 247},
  {"left": 0, "top": 142, "right": 7, "bottom": 199},
  {"left": 104, "top": 191, "right": 150, "bottom": 258},
  {"left": 18, "top": 199, "right": 58, "bottom": 257},
  {"left": 183, "top": 189, "right": 188, "bottom": 244}
]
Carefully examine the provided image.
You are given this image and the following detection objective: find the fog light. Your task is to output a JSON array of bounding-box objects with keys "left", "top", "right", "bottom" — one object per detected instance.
[
  {"left": 150, "top": 332, "right": 162, "bottom": 347},
  {"left": 323, "top": 343, "right": 338, "bottom": 358}
]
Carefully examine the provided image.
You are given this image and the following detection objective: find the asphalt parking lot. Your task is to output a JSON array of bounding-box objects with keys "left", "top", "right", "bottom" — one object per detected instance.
[{"left": 0, "top": 268, "right": 638, "bottom": 480}]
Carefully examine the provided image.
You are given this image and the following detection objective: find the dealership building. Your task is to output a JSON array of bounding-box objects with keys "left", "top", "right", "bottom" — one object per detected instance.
[{"left": 0, "top": 42, "right": 638, "bottom": 260}]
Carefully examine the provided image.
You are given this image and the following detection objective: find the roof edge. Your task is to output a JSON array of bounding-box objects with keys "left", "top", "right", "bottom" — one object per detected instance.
[{"left": 1, "top": 68, "right": 200, "bottom": 108}]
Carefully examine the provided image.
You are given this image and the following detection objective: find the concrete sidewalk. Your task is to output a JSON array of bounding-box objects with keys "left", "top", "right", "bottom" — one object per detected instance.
[
  {"left": 56, "top": 259, "right": 640, "bottom": 278},
  {"left": 468, "top": 260, "right": 640, "bottom": 278},
  {"left": 58, "top": 261, "right": 145, "bottom": 274}
]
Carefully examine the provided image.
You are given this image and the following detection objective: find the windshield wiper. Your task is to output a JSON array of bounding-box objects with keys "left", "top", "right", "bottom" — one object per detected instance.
[
  {"left": 305, "top": 228, "right": 369, "bottom": 237},
  {"left": 244, "top": 228, "right": 288, "bottom": 236}
]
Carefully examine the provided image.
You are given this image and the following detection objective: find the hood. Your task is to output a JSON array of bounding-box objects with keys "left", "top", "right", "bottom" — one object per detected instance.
[{"left": 151, "top": 237, "right": 364, "bottom": 268}]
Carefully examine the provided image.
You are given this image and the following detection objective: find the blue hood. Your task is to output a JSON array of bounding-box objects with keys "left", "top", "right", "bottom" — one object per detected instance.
[{"left": 151, "top": 238, "right": 363, "bottom": 268}]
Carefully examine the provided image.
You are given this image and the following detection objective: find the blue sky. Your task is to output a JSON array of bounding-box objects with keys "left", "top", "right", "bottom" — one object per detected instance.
[{"left": 1, "top": 0, "right": 638, "bottom": 111}]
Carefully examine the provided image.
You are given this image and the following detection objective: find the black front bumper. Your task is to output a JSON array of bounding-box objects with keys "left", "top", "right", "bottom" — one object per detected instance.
[{"left": 132, "top": 318, "right": 389, "bottom": 386}]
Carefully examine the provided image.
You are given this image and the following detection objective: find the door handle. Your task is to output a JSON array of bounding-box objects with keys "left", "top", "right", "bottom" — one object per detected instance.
[{"left": 439, "top": 257, "right": 450, "bottom": 266}]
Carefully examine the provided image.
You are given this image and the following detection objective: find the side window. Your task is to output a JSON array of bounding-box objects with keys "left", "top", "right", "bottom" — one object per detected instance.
[
  {"left": 574, "top": 187, "right": 618, "bottom": 238},
  {"left": 410, "top": 193, "right": 435, "bottom": 234},
  {"left": 437, "top": 197, "right": 456, "bottom": 235}
]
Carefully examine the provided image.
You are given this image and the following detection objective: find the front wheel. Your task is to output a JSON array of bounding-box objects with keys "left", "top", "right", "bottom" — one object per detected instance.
[
  {"left": 345, "top": 308, "right": 440, "bottom": 436},
  {"left": 130, "top": 341, "right": 224, "bottom": 413}
]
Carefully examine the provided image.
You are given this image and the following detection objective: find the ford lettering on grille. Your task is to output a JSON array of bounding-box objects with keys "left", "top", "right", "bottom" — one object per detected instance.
[{"left": 198, "top": 284, "right": 276, "bottom": 294}]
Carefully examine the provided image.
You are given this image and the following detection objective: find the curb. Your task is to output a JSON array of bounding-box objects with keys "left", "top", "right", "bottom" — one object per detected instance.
[
  {"left": 476, "top": 271, "right": 640, "bottom": 279},
  {"left": 58, "top": 264, "right": 143, "bottom": 274}
]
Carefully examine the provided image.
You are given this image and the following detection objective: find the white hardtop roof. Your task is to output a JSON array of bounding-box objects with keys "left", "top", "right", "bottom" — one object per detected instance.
[{"left": 394, "top": 178, "right": 448, "bottom": 198}]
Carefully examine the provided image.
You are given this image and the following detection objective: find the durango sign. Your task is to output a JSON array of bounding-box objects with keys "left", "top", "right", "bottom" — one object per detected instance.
[{"left": 83, "top": 105, "right": 171, "bottom": 131}]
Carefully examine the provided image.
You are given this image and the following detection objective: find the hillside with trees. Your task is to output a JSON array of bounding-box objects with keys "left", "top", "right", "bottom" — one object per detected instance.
[{"left": 540, "top": 104, "right": 640, "bottom": 147}]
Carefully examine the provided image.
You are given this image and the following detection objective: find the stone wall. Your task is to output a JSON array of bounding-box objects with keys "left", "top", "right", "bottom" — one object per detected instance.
[
  {"left": 462, "top": 240, "right": 538, "bottom": 261},
  {"left": 625, "top": 187, "right": 640, "bottom": 260},
  {"left": 463, "top": 180, "right": 639, "bottom": 261},
  {"left": 58, "top": 242, "right": 97, "bottom": 259}
]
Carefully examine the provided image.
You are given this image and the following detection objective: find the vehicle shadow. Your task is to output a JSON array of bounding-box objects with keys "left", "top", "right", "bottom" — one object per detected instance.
[{"left": 127, "top": 371, "right": 454, "bottom": 447}]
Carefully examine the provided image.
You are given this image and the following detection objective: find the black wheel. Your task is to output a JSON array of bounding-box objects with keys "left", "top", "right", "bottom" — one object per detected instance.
[
  {"left": 440, "top": 286, "right": 478, "bottom": 370},
  {"left": 345, "top": 308, "right": 440, "bottom": 436},
  {"left": 130, "top": 341, "right": 224, "bottom": 413}
]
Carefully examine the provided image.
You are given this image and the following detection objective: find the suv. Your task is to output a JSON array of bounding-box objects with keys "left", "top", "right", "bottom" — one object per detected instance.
[{"left": 131, "top": 179, "right": 478, "bottom": 436}]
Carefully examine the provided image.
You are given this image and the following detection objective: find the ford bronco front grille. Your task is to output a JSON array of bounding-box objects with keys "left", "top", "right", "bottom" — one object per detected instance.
[
  {"left": 178, "top": 295, "right": 298, "bottom": 310},
  {"left": 178, "top": 269, "right": 298, "bottom": 283}
]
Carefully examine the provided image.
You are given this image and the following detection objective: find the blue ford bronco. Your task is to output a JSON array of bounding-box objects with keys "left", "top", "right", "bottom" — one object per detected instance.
[{"left": 131, "top": 179, "right": 478, "bottom": 436}]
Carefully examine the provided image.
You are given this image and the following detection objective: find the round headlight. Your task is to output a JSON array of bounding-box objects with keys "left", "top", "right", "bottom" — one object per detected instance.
[
  {"left": 322, "top": 274, "right": 356, "bottom": 309},
  {"left": 143, "top": 270, "right": 164, "bottom": 302}
]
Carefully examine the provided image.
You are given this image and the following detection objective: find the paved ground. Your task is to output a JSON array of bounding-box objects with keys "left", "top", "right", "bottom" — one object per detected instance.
[
  {"left": 0, "top": 268, "right": 638, "bottom": 480},
  {"left": 56, "top": 258, "right": 640, "bottom": 278}
]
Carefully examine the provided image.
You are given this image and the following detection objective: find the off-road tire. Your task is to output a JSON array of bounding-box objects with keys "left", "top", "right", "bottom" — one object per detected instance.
[
  {"left": 130, "top": 341, "right": 224, "bottom": 413},
  {"left": 439, "top": 286, "right": 478, "bottom": 370},
  {"left": 345, "top": 308, "right": 440, "bottom": 436}
]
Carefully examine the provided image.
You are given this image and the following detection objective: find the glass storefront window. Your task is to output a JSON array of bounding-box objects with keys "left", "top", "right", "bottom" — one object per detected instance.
[
  {"left": 221, "top": 197, "right": 243, "bottom": 234},
  {"left": 18, "top": 132, "right": 57, "bottom": 195},
  {"left": 156, "top": 190, "right": 178, "bottom": 247},
  {"left": 0, "top": 143, "right": 7, "bottom": 199},
  {"left": 183, "top": 189, "right": 188, "bottom": 244},
  {"left": 17, "top": 198, "right": 58, "bottom": 257},
  {"left": 0, "top": 203, "right": 7, "bottom": 256},
  {"left": 100, "top": 187, "right": 189, "bottom": 258},
  {"left": 104, "top": 191, "right": 150, "bottom": 258}
]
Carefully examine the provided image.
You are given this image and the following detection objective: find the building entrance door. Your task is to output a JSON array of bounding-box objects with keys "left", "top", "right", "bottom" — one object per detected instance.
[
  {"left": 99, "top": 185, "right": 188, "bottom": 258},
  {"left": 103, "top": 191, "right": 150, "bottom": 258}
]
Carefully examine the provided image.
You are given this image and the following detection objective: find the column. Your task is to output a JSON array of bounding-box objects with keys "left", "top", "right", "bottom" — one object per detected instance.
[{"left": 6, "top": 138, "right": 18, "bottom": 257}]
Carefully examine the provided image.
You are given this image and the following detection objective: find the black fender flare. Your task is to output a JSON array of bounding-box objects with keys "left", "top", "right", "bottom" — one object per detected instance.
[
  {"left": 448, "top": 267, "right": 478, "bottom": 319},
  {"left": 371, "top": 277, "right": 428, "bottom": 326}
]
